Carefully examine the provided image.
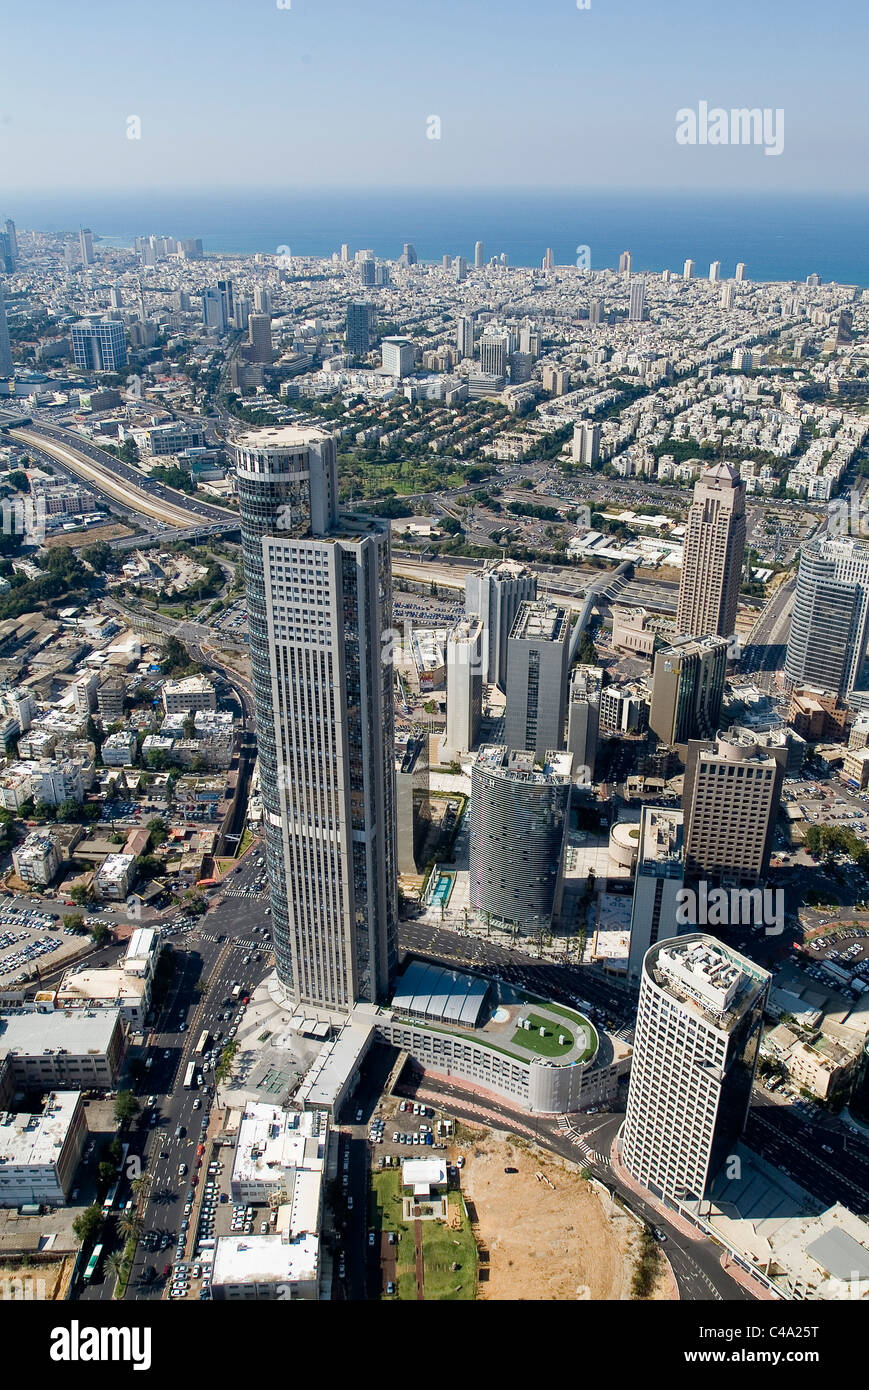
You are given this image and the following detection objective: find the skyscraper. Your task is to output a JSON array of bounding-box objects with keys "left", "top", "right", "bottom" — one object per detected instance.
[
  {"left": 566, "top": 665, "right": 601, "bottom": 780},
  {"left": 619, "top": 250, "right": 632, "bottom": 275},
  {"left": 709, "top": 260, "right": 721, "bottom": 283},
  {"left": 682, "top": 733, "right": 783, "bottom": 886},
  {"left": 70, "top": 319, "right": 127, "bottom": 373},
  {"left": 676, "top": 463, "right": 746, "bottom": 640},
  {"left": 784, "top": 536, "right": 869, "bottom": 698},
  {"left": 505, "top": 601, "right": 571, "bottom": 759},
  {"left": 441, "top": 617, "right": 483, "bottom": 764},
  {"left": 254, "top": 286, "right": 272, "bottom": 315},
  {"left": 234, "top": 425, "right": 397, "bottom": 1014},
  {"left": 0, "top": 282, "right": 14, "bottom": 379},
  {"left": 480, "top": 332, "right": 508, "bottom": 378},
  {"left": 588, "top": 298, "right": 602, "bottom": 326},
  {"left": 628, "top": 279, "right": 646, "bottom": 322},
  {"left": 217, "top": 278, "right": 234, "bottom": 326},
  {"left": 454, "top": 255, "right": 468, "bottom": 282},
  {"left": 247, "top": 313, "right": 273, "bottom": 364},
  {"left": 720, "top": 282, "right": 734, "bottom": 310},
  {"left": 346, "top": 302, "right": 375, "bottom": 359},
  {"left": 622, "top": 935, "right": 769, "bottom": 1204},
  {"left": 543, "top": 247, "right": 554, "bottom": 271},
  {"left": 469, "top": 745, "right": 573, "bottom": 930},
  {"left": 402, "top": 243, "right": 418, "bottom": 266},
  {"left": 465, "top": 559, "right": 537, "bottom": 691},
  {"left": 4, "top": 220, "right": 18, "bottom": 263},
  {"left": 649, "top": 635, "right": 728, "bottom": 746},
  {"left": 735, "top": 262, "right": 746, "bottom": 282},
  {"left": 360, "top": 259, "right": 376, "bottom": 287},
  {"left": 683, "top": 258, "right": 694, "bottom": 280},
  {"left": 340, "top": 243, "right": 351, "bottom": 262},
  {"left": 201, "top": 287, "right": 226, "bottom": 332},
  {"left": 79, "top": 228, "right": 95, "bottom": 266},
  {"left": 627, "top": 808, "right": 684, "bottom": 983},
  {"left": 456, "top": 315, "right": 475, "bottom": 360},
  {"left": 474, "top": 240, "right": 484, "bottom": 269},
  {"left": 571, "top": 422, "right": 602, "bottom": 466}
]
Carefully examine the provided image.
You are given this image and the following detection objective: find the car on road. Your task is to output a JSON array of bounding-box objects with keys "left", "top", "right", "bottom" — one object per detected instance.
[
  {"left": 178, "top": 1163, "right": 187, "bottom": 1177},
  {"left": 368, "top": 1231, "right": 376, "bottom": 1246},
  {"left": 651, "top": 1227, "right": 667, "bottom": 1243}
]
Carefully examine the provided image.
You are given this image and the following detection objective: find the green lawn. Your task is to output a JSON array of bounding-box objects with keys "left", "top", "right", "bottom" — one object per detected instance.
[
  {"left": 370, "top": 1170, "right": 416, "bottom": 1300},
  {"left": 419, "top": 1193, "right": 477, "bottom": 1300},
  {"left": 511, "top": 1012, "right": 575, "bottom": 1057}
]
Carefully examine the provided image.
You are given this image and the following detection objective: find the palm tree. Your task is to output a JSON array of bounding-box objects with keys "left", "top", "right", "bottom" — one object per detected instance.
[
  {"left": 105, "top": 1251, "right": 126, "bottom": 1282},
  {"left": 118, "top": 1213, "right": 142, "bottom": 1243}
]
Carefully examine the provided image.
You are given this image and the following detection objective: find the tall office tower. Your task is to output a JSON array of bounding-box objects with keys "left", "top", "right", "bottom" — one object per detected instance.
[
  {"left": 735, "top": 262, "right": 746, "bottom": 282},
  {"left": 509, "top": 353, "right": 533, "bottom": 384},
  {"left": 442, "top": 255, "right": 450, "bottom": 271},
  {"left": 709, "top": 260, "right": 721, "bottom": 283},
  {"left": 465, "top": 559, "right": 537, "bottom": 691},
  {"left": 785, "top": 536, "right": 869, "bottom": 698},
  {"left": 217, "top": 278, "right": 234, "bottom": 326},
  {"left": 454, "top": 255, "right": 468, "bottom": 282},
  {"left": 381, "top": 336, "right": 415, "bottom": 377},
  {"left": 4, "top": 220, "right": 18, "bottom": 263},
  {"left": 394, "top": 731, "right": 429, "bottom": 875},
  {"left": 504, "top": 601, "right": 571, "bottom": 759},
  {"left": 587, "top": 298, "right": 602, "bottom": 326},
  {"left": 340, "top": 243, "right": 351, "bottom": 262},
  {"left": 441, "top": 617, "right": 484, "bottom": 763},
  {"left": 676, "top": 463, "right": 746, "bottom": 640},
  {"left": 254, "top": 286, "right": 272, "bottom": 315},
  {"left": 543, "top": 247, "right": 554, "bottom": 271},
  {"left": 109, "top": 285, "right": 123, "bottom": 310},
  {"left": 79, "top": 228, "right": 95, "bottom": 266},
  {"left": 181, "top": 238, "right": 204, "bottom": 260},
  {"left": 70, "top": 319, "right": 127, "bottom": 373},
  {"left": 402, "top": 243, "right": 418, "bottom": 265},
  {"left": 518, "top": 325, "right": 540, "bottom": 357},
  {"left": 720, "top": 282, "right": 734, "bottom": 310},
  {"left": 566, "top": 664, "right": 601, "bottom": 780},
  {"left": 683, "top": 258, "right": 694, "bottom": 280},
  {"left": 374, "top": 263, "right": 390, "bottom": 287},
  {"left": 479, "top": 333, "right": 508, "bottom": 378},
  {"left": 474, "top": 240, "right": 484, "bottom": 269},
  {"left": 359, "top": 259, "right": 376, "bottom": 288},
  {"left": 247, "top": 313, "right": 273, "bottom": 364},
  {"left": 571, "top": 422, "right": 601, "bottom": 466},
  {"left": 649, "top": 635, "right": 728, "bottom": 746},
  {"left": 0, "top": 283, "right": 14, "bottom": 379},
  {"left": 619, "top": 250, "right": 632, "bottom": 275},
  {"left": 469, "top": 745, "right": 573, "bottom": 930},
  {"left": 201, "top": 288, "right": 226, "bottom": 332},
  {"left": 346, "top": 302, "right": 375, "bottom": 360},
  {"left": 628, "top": 279, "right": 646, "bottom": 322},
  {"left": 233, "top": 298, "right": 252, "bottom": 333},
  {"left": 456, "top": 314, "right": 475, "bottom": 360},
  {"left": 622, "top": 935, "right": 769, "bottom": 1204},
  {"left": 627, "top": 808, "right": 684, "bottom": 983},
  {"left": 234, "top": 425, "right": 397, "bottom": 1013},
  {"left": 0, "top": 233, "right": 12, "bottom": 273},
  {"left": 682, "top": 733, "right": 784, "bottom": 885}
]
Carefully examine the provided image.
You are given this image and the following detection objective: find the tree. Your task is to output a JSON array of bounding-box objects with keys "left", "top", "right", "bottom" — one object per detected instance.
[
  {"left": 118, "top": 1211, "right": 142, "bottom": 1243},
  {"left": 91, "top": 922, "right": 111, "bottom": 946},
  {"left": 82, "top": 541, "right": 116, "bottom": 574},
  {"left": 147, "top": 816, "right": 167, "bottom": 845},
  {"left": 97, "top": 1160, "right": 116, "bottom": 1186},
  {"left": 57, "top": 797, "right": 86, "bottom": 823},
  {"left": 73, "top": 1204, "right": 103, "bottom": 1246},
  {"left": 70, "top": 884, "right": 91, "bottom": 907},
  {"left": 63, "top": 913, "right": 85, "bottom": 932},
  {"left": 105, "top": 1250, "right": 126, "bottom": 1283},
  {"left": 114, "top": 1090, "right": 140, "bottom": 1127},
  {"left": 32, "top": 800, "right": 57, "bottom": 823}
]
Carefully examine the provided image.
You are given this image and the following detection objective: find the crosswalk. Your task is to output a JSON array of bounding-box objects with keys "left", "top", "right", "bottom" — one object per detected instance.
[{"left": 554, "top": 1117, "right": 608, "bottom": 1165}]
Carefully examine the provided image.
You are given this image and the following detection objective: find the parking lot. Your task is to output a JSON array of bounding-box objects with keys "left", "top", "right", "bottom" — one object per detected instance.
[{"left": 0, "top": 907, "right": 86, "bottom": 986}]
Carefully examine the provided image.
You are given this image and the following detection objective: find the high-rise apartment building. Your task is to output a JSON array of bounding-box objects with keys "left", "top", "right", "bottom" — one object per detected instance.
[
  {"left": 676, "top": 463, "right": 746, "bottom": 640},
  {"left": 682, "top": 733, "right": 783, "bottom": 886},
  {"left": 360, "top": 259, "right": 376, "bottom": 287},
  {"left": 465, "top": 559, "right": 537, "bottom": 691},
  {"left": 402, "top": 243, "right": 418, "bottom": 266},
  {"left": 571, "top": 422, "right": 602, "bottom": 466},
  {"left": 441, "top": 618, "right": 483, "bottom": 764},
  {"left": 70, "top": 319, "right": 127, "bottom": 373},
  {"left": 622, "top": 934, "right": 769, "bottom": 1203},
  {"left": 504, "top": 601, "right": 571, "bottom": 759},
  {"left": 629, "top": 279, "right": 646, "bottom": 322},
  {"left": 79, "top": 228, "right": 95, "bottom": 266},
  {"left": 346, "top": 302, "right": 375, "bottom": 360},
  {"left": 683, "top": 258, "right": 694, "bottom": 280},
  {"left": 649, "top": 635, "right": 728, "bottom": 747},
  {"left": 588, "top": 298, "right": 602, "bottom": 325},
  {"left": 381, "top": 337, "right": 415, "bottom": 377},
  {"left": 735, "top": 262, "right": 746, "bottom": 282},
  {"left": 709, "top": 260, "right": 721, "bottom": 283},
  {"left": 469, "top": 745, "right": 573, "bottom": 930},
  {"left": 201, "top": 287, "right": 227, "bottom": 332},
  {"left": 235, "top": 426, "right": 397, "bottom": 1014},
  {"left": 619, "top": 250, "right": 632, "bottom": 275},
  {"left": 566, "top": 664, "right": 601, "bottom": 780},
  {"left": 456, "top": 315, "right": 475, "bottom": 360},
  {"left": 217, "top": 278, "right": 234, "bottom": 326},
  {"left": 254, "top": 287, "right": 272, "bottom": 315},
  {"left": 474, "top": 240, "right": 484, "bottom": 269},
  {"left": 627, "top": 807, "right": 684, "bottom": 983},
  {"left": 785, "top": 536, "right": 869, "bottom": 698},
  {"left": 720, "top": 282, "right": 735, "bottom": 310},
  {"left": 0, "top": 282, "right": 13, "bottom": 379}
]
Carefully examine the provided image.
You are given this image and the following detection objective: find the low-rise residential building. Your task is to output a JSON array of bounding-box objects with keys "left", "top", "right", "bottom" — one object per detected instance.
[
  {"left": 101, "top": 730, "right": 137, "bottom": 766},
  {"left": 12, "top": 830, "right": 61, "bottom": 886},
  {"left": 94, "top": 853, "right": 137, "bottom": 901},
  {"left": 0, "top": 1091, "right": 87, "bottom": 1208},
  {"left": 161, "top": 676, "right": 218, "bottom": 715},
  {"left": 0, "top": 1007, "right": 125, "bottom": 1089}
]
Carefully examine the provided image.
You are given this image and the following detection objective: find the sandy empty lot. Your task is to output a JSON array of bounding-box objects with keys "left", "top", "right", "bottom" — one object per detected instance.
[{"left": 459, "top": 1130, "right": 674, "bottom": 1301}]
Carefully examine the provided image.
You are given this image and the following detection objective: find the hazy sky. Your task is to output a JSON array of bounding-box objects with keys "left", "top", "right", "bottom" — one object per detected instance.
[{"left": 2, "top": 0, "right": 867, "bottom": 193}]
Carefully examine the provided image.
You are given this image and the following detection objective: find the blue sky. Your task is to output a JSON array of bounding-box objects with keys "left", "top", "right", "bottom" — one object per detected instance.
[{"left": 2, "top": 0, "right": 867, "bottom": 193}]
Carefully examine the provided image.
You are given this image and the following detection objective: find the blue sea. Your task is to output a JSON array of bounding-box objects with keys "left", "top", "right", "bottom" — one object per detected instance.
[{"left": 7, "top": 188, "right": 869, "bottom": 286}]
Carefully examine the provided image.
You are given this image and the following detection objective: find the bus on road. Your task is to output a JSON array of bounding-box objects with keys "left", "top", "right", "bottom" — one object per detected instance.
[
  {"left": 184, "top": 1062, "right": 197, "bottom": 1090},
  {"left": 231, "top": 984, "right": 241, "bottom": 1000},
  {"left": 83, "top": 1244, "right": 104, "bottom": 1283},
  {"left": 101, "top": 1180, "right": 120, "bottom": 1214},
  {"left": 194, "top": 1030, "right": 210, "bottom": 1056}
]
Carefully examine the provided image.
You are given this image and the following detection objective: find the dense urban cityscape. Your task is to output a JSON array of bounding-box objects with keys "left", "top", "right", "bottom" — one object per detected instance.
[{"left": 0, "top": 206, "right": 867, "bottom": 1336}]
